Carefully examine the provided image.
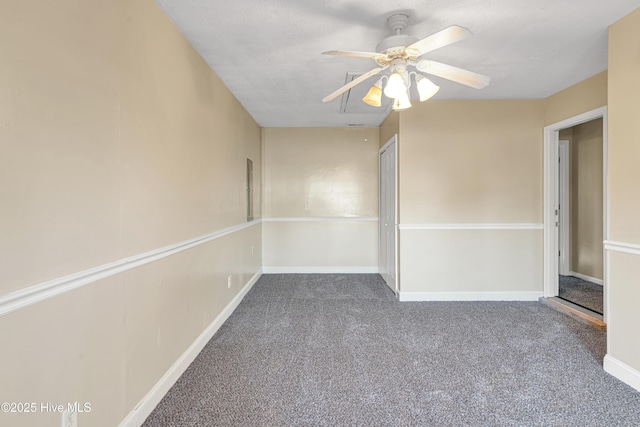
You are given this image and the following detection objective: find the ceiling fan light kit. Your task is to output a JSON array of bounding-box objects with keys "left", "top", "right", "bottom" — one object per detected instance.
[
  {"left": 415, "top": 74, "right": 440, "bottom": 101},
  {"left": 362, "top": 79, "right": 383, "bottom": 107},
  {"left": 383, "top": 70, "right": 407, "bottom": 99},
  {"left": 322, "top": 13, "right": 490, "bottom": 111},
  {"left": 393, "top": 91, "right": 412, "bottom": 111}
]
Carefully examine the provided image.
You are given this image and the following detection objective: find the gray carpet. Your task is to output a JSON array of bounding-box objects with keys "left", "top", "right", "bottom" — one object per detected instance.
[
  {"left": 559, "top": 275, "right": 604, "bottom": 314},
  {"left": 143, "top": 274, "right": 640, "bottom": 426}
]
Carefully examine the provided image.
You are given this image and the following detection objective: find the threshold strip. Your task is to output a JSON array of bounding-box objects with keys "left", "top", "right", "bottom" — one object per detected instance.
[{"left": 557, "top": 296, "right": 603, "bottom": 316}]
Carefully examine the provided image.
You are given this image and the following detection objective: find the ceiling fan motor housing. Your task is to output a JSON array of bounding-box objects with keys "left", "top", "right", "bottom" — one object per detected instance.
[
  {"left": 377, "top": 14, "right": 418, "bottom": 54},
  {"left": 376, "top": 34, "right": 419, "bottom": 54}
]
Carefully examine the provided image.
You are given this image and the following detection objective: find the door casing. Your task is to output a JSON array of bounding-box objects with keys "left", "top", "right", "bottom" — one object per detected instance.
[
  {"left": 558, "top": 140, "right": 570, "bottom": 276},
  {"left": 543, "top": 106, "right": 608, "bottom": 323}
]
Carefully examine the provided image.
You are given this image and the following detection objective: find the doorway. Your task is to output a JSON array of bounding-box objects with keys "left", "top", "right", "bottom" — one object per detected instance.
[
  {"left": 543, "top": 107, "right": 608, "bottom": 323},
  {"left": 556, "top": 121, "right": 604, "bottom": 315},
  {"left": 379, "top": 135, "right": 398, "bottom": 294}
]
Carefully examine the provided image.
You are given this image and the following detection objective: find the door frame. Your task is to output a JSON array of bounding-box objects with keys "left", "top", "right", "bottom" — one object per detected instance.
[
  {"left": 558, "top": 140, "right": 570, "bottom": 275},
  {"left": 543, "top": 106, "right": 608, "bottom": 322},
  {"left": 379, "top": 134, "right": 399, "bottom": 294}
]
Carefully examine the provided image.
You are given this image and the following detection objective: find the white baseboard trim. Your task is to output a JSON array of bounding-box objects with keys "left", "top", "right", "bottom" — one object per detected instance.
[
  {"left": 262, "top": 266, "right": 379, "bottom": 274},
  {"left": 398, "top": 291, "right": 543, "bottom": 302},
  {"left": 119, "top": 269, "right": 262, "bottom": 427},
  {"left": 604, "top": 354, "right": 640, "bottom": 393},
  {"left": 0, "top": 220, "right": 262, "bottom": 317},
  {"left": 568, "top": 271, "right": 604, "bottom": 286}
]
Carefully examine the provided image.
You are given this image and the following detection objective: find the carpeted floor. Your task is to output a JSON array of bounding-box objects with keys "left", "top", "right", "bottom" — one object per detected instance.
[
  {"left": 559, "top": 275, "right": 603, "bottom": 314},
  {"left": 143, "top": 274, "right": 640, "bottom": 426}
]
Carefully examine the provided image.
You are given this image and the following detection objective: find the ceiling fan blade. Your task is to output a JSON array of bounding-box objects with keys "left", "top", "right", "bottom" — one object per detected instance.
[
  {"left": 406, "top": 25, "right": 472, "bottom": 56},
  {"left": 416, "top": 60, "right": 490, "bottom": 89},
  {"left": 322, "top": 67, "right": 387, "bottom": 103},
  {"left": 323, "top": 50, "right": 388, "bottom": 60}
]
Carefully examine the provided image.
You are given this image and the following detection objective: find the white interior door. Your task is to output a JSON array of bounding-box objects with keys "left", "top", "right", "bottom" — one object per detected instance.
[{"left": 379, "top": 136, "right": 397, "bottom": 293}]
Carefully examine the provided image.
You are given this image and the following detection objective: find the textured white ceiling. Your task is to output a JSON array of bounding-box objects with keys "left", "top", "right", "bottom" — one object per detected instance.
[{"left": 155, "top": 0, "right": 640, "bottom": 128}]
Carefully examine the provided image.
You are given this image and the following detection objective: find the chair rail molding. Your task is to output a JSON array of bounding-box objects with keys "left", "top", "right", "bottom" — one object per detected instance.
[
  {"left": 604, "top": 240, "right": 640, "bottom": 256},
  {"left": 263, "top": 216, "right": 378, "bottom": 222},
  {"left": 0, "top": 219, "right": 263, "bottom": 317},
  {"left": 398, "top": 223, "right": 543, "bottom": 230}
]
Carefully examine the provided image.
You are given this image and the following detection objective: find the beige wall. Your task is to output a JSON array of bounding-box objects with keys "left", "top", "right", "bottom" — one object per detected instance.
[
  {"left": 398, "top": 100, "right": 545, "bottom": 294},
  {"left": 262, "top": 128, "right": 379, "bottom": 270},
  {"left": 569, "top": 119, "right": 604, "bottom": 279},
  {"left": 607, "top": 7, "right": 640, "bottom": 378},
  {"left": 0, "top": 0, "right": 261, "bottom": 425},
  {"left": 399, "top": 101, "right": 544, "bottom": 224},
  {"left": 544, "top": 71, "right": 607, "bottom": 126},
  {"left": 379, "top": 111, "right": 399, "bottom": 149},
  {"left": 559, "top": 128, "right": 573, "bottom": 144},
  {"left": 0, "top": 0, "right": 122, "bottom": 292}
]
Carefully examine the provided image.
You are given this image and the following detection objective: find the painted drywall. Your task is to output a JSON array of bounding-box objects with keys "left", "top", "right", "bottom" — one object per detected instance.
[
  {"left": 398, "top": 100, "right": 545, "bottom": 293},
  {"left": 570, "top": 119, "right": 604, "bottom": 280},
  {"left": 608, "top": 11, "right": 640, "bottom": 245},
  {"left": 399, "top": 100, "right": 544, "bottom": 224},
  {"left": 379, "top": 112, "right": 399, "bottom": 149},
  {"left": 559, "top": 128, "right": 573, "bottom": 141},
  {"left": 263, "top": 220, "right": 377, "bottom": 270},
  {"left": 608, "top": 252, "right": 640, "bottom": 372},
  {"left": 0, "top": 0, "right": 261, "bottom": 426},
  {"left": 0, "top": 0, "right": 122, "bottom": 293},
  {"left": 544, "top": 71, "right": 607, "bottom": 126},
  {"left": 0, "top": 227, "right": 261, "bottom": 426},
  {"left": 401, "top": 229, "right": 543, "bottom": 293},
  {"left": 607, "top": 7, "right": 640, "bottom": 380},
  {"left": 262, "top": 128, "right": 378, "bottom": 270}
]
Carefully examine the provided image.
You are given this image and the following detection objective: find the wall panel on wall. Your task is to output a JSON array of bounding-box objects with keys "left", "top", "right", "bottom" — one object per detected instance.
[
  {"left": 262, "top": 128, "right": 379, "bottom": 272},
  {"left": 399, "top": 228, "right": 543, "bottom": 298},
  {"left": 263, "top": 219, "right": 378, "bottom": 272},
  {"left": 397, "top": 100, "right": 545, "bottom": 295},
  {"left": 606, "top": 251, "right": 640, "bottom": 368}
]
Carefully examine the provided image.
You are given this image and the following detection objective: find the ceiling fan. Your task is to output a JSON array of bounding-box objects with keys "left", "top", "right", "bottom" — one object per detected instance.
[{"left": 322, "top": 14, "right": 490, "bottom": 110}]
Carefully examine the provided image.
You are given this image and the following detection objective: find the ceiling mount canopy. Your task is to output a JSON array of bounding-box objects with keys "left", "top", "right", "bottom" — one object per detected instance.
[
  {"left": 322, "top": 13, "right": 490, "bottom": 111},
  {"left": 375, "top": 13, "right": 419, "bottom": 53}
]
